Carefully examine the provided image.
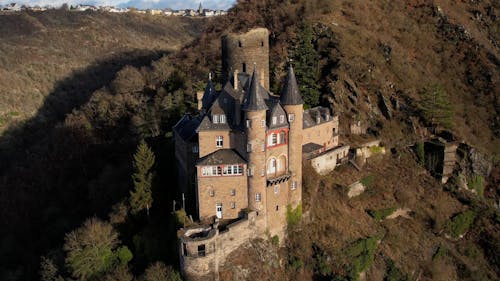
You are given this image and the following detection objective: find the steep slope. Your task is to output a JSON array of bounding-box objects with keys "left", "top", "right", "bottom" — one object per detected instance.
[{"left": 0, "top": 10, "right": 203, "bottom": 133}]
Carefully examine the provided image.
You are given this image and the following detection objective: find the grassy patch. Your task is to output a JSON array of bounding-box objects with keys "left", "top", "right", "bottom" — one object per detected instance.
[
  {"left": 416, "top": 142, "right": 425, "bottom": 166},
  {"left": 360, "top": 175, "right": 375, "bottom": 187},
  {"left": 286, "top": 204, "right": 302, "bottom": 227},
  {"left": 369, "top": 146, "right": 383, "bottom": 155},
  {"left": 444, "top": 210, "right": 476, "bottom": 238},
  {"left": 271, "top": 235, "right": 279, "bottom": 246},
  {"left": 367, "top": 207, "right": 397, "bottom": 221},
  {"left": 467, "top": 174, "right": 484, "bottom": 197}
]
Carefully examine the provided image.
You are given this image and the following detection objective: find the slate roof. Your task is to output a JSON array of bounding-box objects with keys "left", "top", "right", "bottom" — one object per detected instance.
[
  {"left": 303, "top": 106, "right": 333, "bottom": 129},
  {"left": 267, "top": 101, "right": 289, "bottom": 129},
  {"left": 242, "top": 69, "right": 268, "bottom": 111},
  {"left": 280, "top": 65, "right": 303, "bottom": 105},
  {"left": 302, "top": 142, "right": 324, "bottom": 153},
  {"left": 173, "top": 114, "right": 202, "bottom": 141},
  {"left": 201, "top": 76, "right": 217, "bottom": 110},
  {"left": 197, "top": 115, "right": 231, "bottom": 131},
  {"left": 197, "top": 149, "right": 247, "bottom": 166}
]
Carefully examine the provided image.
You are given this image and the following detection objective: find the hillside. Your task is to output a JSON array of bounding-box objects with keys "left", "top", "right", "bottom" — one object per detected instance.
[
  {"left": 0, "top": 1, "right": 498, "bottom": 281},
  {"left": 0, "top": 9, "right": 203, "bottom": 133}
]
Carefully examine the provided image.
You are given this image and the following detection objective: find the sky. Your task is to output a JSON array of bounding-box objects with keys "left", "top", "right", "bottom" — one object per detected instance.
[{"left": 0, "top": 0, "right": 236, "bottom": 10}]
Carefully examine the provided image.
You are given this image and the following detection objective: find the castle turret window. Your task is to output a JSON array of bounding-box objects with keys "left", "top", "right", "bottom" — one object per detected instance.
[
  {"left": 255, "top": 193, "right": 261, "bottom": 202},
  {"left": 288, "top": 113, "right": 295, "bottom": 122},
  {"left": 216, "top": 136, "right": 223, "bottom": 147},
  {"left": 209, "top": 190, "right": 215, "bottom": 197},
  {"left": 291, "top": 181, "right": 297, "bottom": 190},
  {"left": 231, "top": 202, "right": 236, "bottom": 209},
  {"left": 247, "top": 143, "right": 252, "bottom": 152},
  {"left": 231, "top": 189, "right": 236, "bottom": 196},
  {"left": 246, "top": 119, "right": 251, "bottom": 128}
]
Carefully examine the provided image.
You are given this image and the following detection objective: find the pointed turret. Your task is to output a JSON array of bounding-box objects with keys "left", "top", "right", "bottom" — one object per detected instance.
[
  {"left": 201, "top": 73, "right": 216, "bottom": 110},
  {"left": 280, "top": 64, "right": 303, "bottom": 105},
  {"left": 242, "top": 69, "right": 268, "bottom": 111}
]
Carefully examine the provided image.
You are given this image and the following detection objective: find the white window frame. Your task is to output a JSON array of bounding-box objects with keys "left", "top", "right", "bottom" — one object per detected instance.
[
  {"left": 255, "top": 193, "right": 261, "bottom": 202},
  {"left": 280, "top": 115, "right": 285, "bottom": 123},
  {"left": 220, "top": 114, "right": 226, "bottom": 124},
  {"left": 246, "top": 119, "right": 251, "bottom": 128},
  {"left": 231, "top": 202, "right": 236, "bottom": 209},
  {"left": 209, "top": 190, "right": 215, "bottom": 197},
  {"left": 274, "top": 185, "right": 279, "bottom": 194},
  {"left": 231, "top": 189, "right": 236, "bottom": 196},
  {"left": 272, "top": 116, "right": 277, "bottom": 125},
  {"left": 213, "top": 115, "right": 219, "bottom": 124},
  {"left": 291, "top": 181, "right": 297, "bottom": 190},
  {"left": 288, "top": 113, "right": 295, "bottom": 122},
  {"left": 216, "top": 136, "right": 223, "bottom": 148},
  {"left": 261, "top": 120, "right": 266, "bottom": 127}
]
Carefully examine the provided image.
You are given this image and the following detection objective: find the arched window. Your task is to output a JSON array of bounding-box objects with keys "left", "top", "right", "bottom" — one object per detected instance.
[
  {"left": 268, "top": 158, "right": 276, "bottom": 175},
  {"left": 278, "top": 155, "right": 287, "bottom": 173}
]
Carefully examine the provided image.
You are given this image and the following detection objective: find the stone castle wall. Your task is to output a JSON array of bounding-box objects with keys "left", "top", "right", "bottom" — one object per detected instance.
[
  {"left": 179, "top": 212, "right": 259, "bottom": 280},
  {"left": 222, "top": 28, "right": 270, "bottom": 90}
]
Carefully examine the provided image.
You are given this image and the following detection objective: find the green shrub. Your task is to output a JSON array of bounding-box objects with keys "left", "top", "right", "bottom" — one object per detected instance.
[
  {"left": 346, "top": 237, "right": 379, "bottom": 281},
  {"left": 432, "top": 246, "right": 448, "bottom": 261},
  {"left": 467, "top": 174, "right": 484, "bottom": 197},
  {"left": 444, "top": 210, "right": 476, "bottom": 238},
  {"left": 286, "top": 204, "right": 302, "bottom": 226},
  {"left": 289, "top": 256, "right": 303, "bottom": 271},
  {"left": 174, "top": 209, "right": 191, "bottom": 228},
  {"left": 416, "top": 142, "right": 425, "bottom": 166},
  {"left": 385, "top": 259, "right": 410, "bottom": 281},
  {"left": 360, "top": 175, "right": 375, "bottom": 187},
  {"left": 271, "top": 235, "right": 279, "bottom": 246},
  {"left": 367, "top": 207, "right": 397, "bottom": 221}
]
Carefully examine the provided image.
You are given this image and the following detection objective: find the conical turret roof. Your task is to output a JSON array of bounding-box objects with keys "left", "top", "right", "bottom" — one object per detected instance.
[
  {"left": 201, "top": 73, "right": 217, "bottom": 110},
  {"left": 242, "top": 69, "right": 268, "bottom": 111},
  {"left": 280, "top": 65, "right": 303, "bottom": 105}
]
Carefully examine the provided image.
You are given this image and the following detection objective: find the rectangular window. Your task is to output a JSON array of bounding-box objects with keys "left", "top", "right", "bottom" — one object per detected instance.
[
  {"left": 291, "top": 181, "right": 297, "bottom": 190},
  {"left": 220, "top": 114, "right": 226, "bottom": 124},
  {"left": 261, "top": 143, "right": 265, "bottom": 152},
  {"left": 280, "top": 115, "right": 285, "bottom": 123},
  {"left": 231, "top": 202, "right": 236, "bottom": 209},
  {"left": 209, "top": 190, "right": 215, "bottom": 197},
  {"left": 272, "top": 134, "right": 277, "bottom": 145},
  {"left": 192, "top": 146, "right": 199, "bottom": 153},
  {"left": 255, "top": 193, "right": 261, "bottom": 202},
  {"left": 288, "top": 113, "right": 295, "bottom": 122},
  {"left": 247, "top": 143, "right": 252, "bottom": 152},
  {"left": 198, "top": 245, "right": 206, "bottom": 257},
  {"left": 274, "top": 185, "right": 279, "bottom": 194},
  {"left": 247, "top": 168, "right": 252, "bottom": 176},
  {"left": 272, "top": 116, "right": 277, "bottom": 125},
  {"left": 246, "top": 119, "right": 251, "bottom": 128},
  {"left": 213, "top": 115, "right": 219, "bottom": 124},
  {"left": 261, "top": 120, "right": 266, "bottom": 127},
  {"left": 261, "top": 169, "right": 265, "bottom": 176},
  {"left": 202, "top": 167, "right": 211, "bottom": 176},
  {"left": 216, "top": 136, "right": 223, "bottom": 148},
  {"left": 238, "top": 165, "right": 243, "bottom": 175},
  {"left": 231, "top": 189, "right": 236, "bottom": 196}
]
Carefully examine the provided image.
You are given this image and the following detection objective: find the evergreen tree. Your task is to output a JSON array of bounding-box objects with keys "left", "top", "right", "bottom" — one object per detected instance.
[
  {"left": 130, "top": 140, "right": 155, "bottom": 216},
  {"left": 419, "top": 84, "right": 454, "bottom": 131},
  {"left": 291, "top": 22, "right": 321, "bottom": 108}
]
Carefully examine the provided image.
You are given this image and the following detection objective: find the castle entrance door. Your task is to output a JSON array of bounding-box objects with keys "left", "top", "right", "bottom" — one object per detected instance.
[{"left": 216, "top": 203, "right": 223, "bottom": 219}]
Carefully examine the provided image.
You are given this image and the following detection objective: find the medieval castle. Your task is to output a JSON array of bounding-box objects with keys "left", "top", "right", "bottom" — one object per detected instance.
[{"left": 173, "top": 28, "right": 349, "bottom": 279}]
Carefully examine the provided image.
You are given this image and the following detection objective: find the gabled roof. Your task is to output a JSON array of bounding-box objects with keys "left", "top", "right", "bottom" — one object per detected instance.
[
  {"left": 267, "top": 101, "right": 289, "bottom": 129},
  {"left": 303, "top": 106, "right": 333, "bottom": 129},
  {"left": 197, "top": 115, "right": 230, "bottom": 131},
  {"left": 280, "top": 65, "right": 303, "bottom": 105},
  {"left": 242, "top": 69, "right": 268, "bottom": 111},
  {"left": 197, "top": 149, "right": 246, "bottom": 166}
]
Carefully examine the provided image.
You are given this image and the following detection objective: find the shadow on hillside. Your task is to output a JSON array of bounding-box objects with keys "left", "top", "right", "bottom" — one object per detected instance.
[
  {"left": 0, "top": 49, "right": 168, "bottom": 169},
  {"left": 0, "top": 49, "right": 169, "bottom": 280}
]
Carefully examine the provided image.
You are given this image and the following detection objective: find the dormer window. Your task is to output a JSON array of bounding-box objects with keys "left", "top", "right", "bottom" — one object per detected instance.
[
  {"left": 272, "top": 116, "right": 277, "bottom": 125},
  {"left": 279, "top": 115, "right": 285, "bottom": 123},
  {"left": 213, "top": 115, "right": 219, "bottom": 124},
  {"left": 220, "top": 114, "right": 226, "bottom": 124}
]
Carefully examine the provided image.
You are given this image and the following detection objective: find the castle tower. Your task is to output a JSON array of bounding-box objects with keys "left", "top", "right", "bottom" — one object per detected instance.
[
  {"left": 242, "top": 69, "right": 268, "bottom": 229},
  {"left": 280, "top": 65, "right": 303, "bottom": 207},
  {"left": 221, "top": 28, "right": 270, "bottom": 90}
]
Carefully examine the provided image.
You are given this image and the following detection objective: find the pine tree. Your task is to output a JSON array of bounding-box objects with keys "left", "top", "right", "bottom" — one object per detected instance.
[
  {"left": 130, "top": 141, "right": 155, "bottom": 216},
  {"left": 419, "top": 84, "right": 454, "bottom": 131},
  {"left": 291, "top": 22, "right": 321, "bottom": 108}
]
